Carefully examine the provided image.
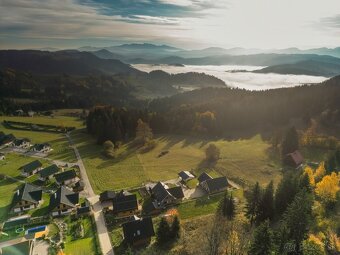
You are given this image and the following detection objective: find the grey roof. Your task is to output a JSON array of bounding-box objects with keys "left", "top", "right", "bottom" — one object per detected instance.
[
  {"left": 12, "top": 183, "right": 42, "bottom": 205},
  {"left": 77, "top": 206, "right": 90, "bottom": 214},
  {"left": 32, "top": 143, "right": 51, "bottom": 151},
  {"left": 113, "top": 190, "right": 138, "bottom": 213},
  {"left": 99, "top": 191, "right": 116, "bottom": 202},
  {"left": 122, "top": 217, "right": 155, "bottom": 244},
  {"left": 19, "top": 160, "right": 42, "bottom": 173},
  {"left": 49, "top": 186, "right": 79, "bottom": 211},
  {"left": 0, "top": 133, "right": 16, "bottom": 145},
  {"left": 54, "top": 169, "right": 76, "bottom": 183},
  {"left": 39, "top": 164, "right": 59, "bottom": 178},
  {"left": 152, "top": 182, "right": 174, "bottom": 202},
  {"left": 168, "top": 186, "right": 184, "bottom": 199},
  {"left": 178, "top": 171, "right": 194, "bottom": 181},
  {"left": 205, "top": 177, "right": 228, "bottom": 193},
  {"left": 198, "top": 172, "right": 213, "bottom": 183}
]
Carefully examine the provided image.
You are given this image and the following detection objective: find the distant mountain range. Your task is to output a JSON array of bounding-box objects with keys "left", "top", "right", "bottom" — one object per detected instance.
[{"left": 74, "top": 43, "right": 340, "bottom": 77}]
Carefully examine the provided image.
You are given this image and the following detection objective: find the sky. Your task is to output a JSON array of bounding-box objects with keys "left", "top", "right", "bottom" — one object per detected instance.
[{"left": 1, "top": 0, "right": 340, "bottom": 50}]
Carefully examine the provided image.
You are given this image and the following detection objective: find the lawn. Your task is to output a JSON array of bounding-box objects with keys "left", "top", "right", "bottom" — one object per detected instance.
[
  {"left": 0, "top": 178, "right": 21, "bottom": 222},
  {"left": 72, "top": 130, "right": 282, "bottom": 194},
  {"left": 0, "top": 115, "right": 84, "bottom": 163},
  {"left": 0, "top": 153, "right": 49, "bottom": 178},
  {"left": 64, "top": 216, "right": 99, "bottom": 255}
]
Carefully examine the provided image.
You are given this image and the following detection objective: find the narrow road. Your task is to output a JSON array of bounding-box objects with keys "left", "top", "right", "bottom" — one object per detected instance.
[{"left": 66, "top": 132, "right": 114, "bottom": 255}]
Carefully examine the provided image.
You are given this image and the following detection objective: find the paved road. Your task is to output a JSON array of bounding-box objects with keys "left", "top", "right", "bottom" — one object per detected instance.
[{"left": 66, "top": 132, "right": 114, "bottom": 255}]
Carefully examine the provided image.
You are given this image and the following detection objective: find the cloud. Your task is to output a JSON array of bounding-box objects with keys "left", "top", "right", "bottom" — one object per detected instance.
[{"left": 319, "top": 15, "right": 340, "bottom": 29}]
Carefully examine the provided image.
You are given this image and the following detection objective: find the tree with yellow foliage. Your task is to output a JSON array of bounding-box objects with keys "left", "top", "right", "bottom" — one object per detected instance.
[
  {"left": 304, "top": 166, "right": 316, "bottom": 187},
  {"left": 315, "top": 172, "right": 340, "bottom": 205},
  {"left": 314, "top": 162, "right": 326, "bottom": 183}
]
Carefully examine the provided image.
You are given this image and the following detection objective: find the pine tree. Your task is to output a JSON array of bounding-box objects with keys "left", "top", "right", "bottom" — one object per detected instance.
[
  {"left": 282, "top": 190, "right": 313, "bottom": 253},
  {"left": 170, "top": 216, "right": 180, "bottom": 239},
  {"left": 226, "top": 193, "right": 235, "bottom": 220},
  {"left": 217, "top": 192, "right": 228, "bottom": 217},
  {"left": 245, "top": 182, "right": 261, "bottom": 225},
  {"left": 256, "top": 181, "right": 274, "bottom": 223},
  {"left": 249, "top": 221, "right": 273, "bottom": 255},
  {"left": 156, "top": 217, "right": 170, "bottom": 245},
  {"left": 275, "top": 173, "right": 299, "bottom": 215},
  {"left": 325, "top": 154, "right": 337, "bottom": 174}
]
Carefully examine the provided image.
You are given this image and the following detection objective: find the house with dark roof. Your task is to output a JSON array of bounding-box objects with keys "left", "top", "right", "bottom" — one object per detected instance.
[
  {"left": 0, "top": 133, "right": 16, "bottom": 146},
  {"left": 12, "top": 138, "right": 31, "bottom": 149},
  {"left": 73, "top": 180, "right": 85, "bottom": 192},
  {"left": 54, "top": 169, "right": 78, "bottom": 185},
  {"left": 112, "top": 190, "right": 139, "bottom": 218},
  {"left": 285, "top": 150, "right": 304, "bottom": 168},
  {"left": 12, "top": 183, "right": 42, "bottom": 213},
  {"left": 178, "top": 171, "right": 195, "bottom": 182},
  {"left": 39, "top": 164, "right": 60, "bottom": 181},
  {"left": 122, "top": 217, "right": 155, "bottom": 247},
  {"left": 198, "top": 173, "right": 228, "bottom": 194},
  {"left": 150, "top": 182, "right": 184, "bottom": 208},
  {"left": 31, "top": 143, "right": 52, "bottom": 153},
  {"left": 100, "top": 191, "right": 116, "bottom": 203},
  {"left": 19, "top": 160, "right": 42, "bottom": 177},
  {"left": 49, "top": 186, "right": 79, "bottom": 216}
]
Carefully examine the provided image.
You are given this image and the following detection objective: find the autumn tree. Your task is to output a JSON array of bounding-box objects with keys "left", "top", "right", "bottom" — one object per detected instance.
[
  {"left": 135, "top": 119, "right": 153, "bottom": 145},
  {"left": 315, "top": 172, "right": 339, "bottom": 207},
  {"left": 205, "top": 143, "right": 220, "bottom": 162},
  {"left": 314, "top": 162, "right": 326, "bottom": 183}
]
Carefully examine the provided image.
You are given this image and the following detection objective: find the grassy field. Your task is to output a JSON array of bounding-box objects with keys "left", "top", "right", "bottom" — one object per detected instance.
[
  {"left": 0, "top": 179, "right": 21, "bottom": 222},
  {"left": 64, "top": 216, "right": 99, "bottom": 255},
  {"left": 71, "top": 130, "right": 282, "bottom": 194},
  {"left": 0, "top": 115, "right": 84, "bottom": 163}
]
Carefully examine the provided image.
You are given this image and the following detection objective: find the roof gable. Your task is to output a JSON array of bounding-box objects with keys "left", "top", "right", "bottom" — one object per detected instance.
[
  {"left": 39, "top": 164, "right": 60, "bottom": 178},
  {"left": 198, "top": 172, "right": 213, "bottom": 183},
  {"left": 20, "top": 160, "right": 42, "bottom": 173},
  {"left": 122, "top": 217, "right": 155, "bottom": 244},
  {"left": 99, "top": 190, "right": 116, "bottom": 201},
  {"left": 178, "top": 171, "right": 194, "bottom": 181},
  {"left": 49, "top": 186, "right": 79, "bottom": 210},
  {"left": 113, "top": 191, "right": 138, "bottom": 212},
  {"left": 152, "top": 182, "right": 173, "bottom": 202},
  {"left": 205, "top": 177, "right": 228, "bottom": 193},
  {"left": 54, "top": 170, "right": 76, "bottom": 182},
  {"left": 13, "top": 183, "right": 42, "bottom": 205}
]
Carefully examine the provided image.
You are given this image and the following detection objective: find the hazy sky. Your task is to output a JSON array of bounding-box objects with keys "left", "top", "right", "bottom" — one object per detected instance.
[{"left": 1, "top": 0, "right": 340, "bottom": 49}]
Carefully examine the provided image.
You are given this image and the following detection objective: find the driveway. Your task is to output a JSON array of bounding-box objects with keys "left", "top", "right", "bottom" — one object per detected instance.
[{"left": 67, "top": 132, "right": 114, "bottom": 255}]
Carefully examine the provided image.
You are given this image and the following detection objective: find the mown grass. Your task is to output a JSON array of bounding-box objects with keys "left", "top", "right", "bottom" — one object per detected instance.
[
  {"left": 72, "top": 129, "right": 281, "bottom": 194},
  {"left": 0, "top": 179, "right": 21, "bottom": 222},
  {"left": 64, "top": 216, "right": 98, "bottom": 255}
]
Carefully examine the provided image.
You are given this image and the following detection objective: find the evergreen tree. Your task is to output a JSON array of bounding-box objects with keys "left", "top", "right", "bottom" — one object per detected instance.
[
  {"left": 325, "top": 154, "right": 337, "bottom": 174},
  {"left": 217, "top": 192, "right": 228, "bottom": 217},
  {"left": 170, "top": 216, "right": 180, "bottom": 239},
  {"left": 156, "top": 217, "right": 170, "bottom": 245},
  {"left": 275, "top": 173, "right": 299, "bottom": 215},
  {"left": 281, "top": 126, "right": 299, "bottom": 160},
  {"left": 282, "top": 190, "right": 313, "bottom": 254},
  {"left": 249, "top": 221, "right": 273, "bottom": 255},
  {"left": 257, "top": 181, "right": 274, "bottom": 223},
  {"left": 226, "top": 193, "right": 235, "bottom": 220},
  {"left": 245, "top": 182, "right": 261, "bottom": 225}
]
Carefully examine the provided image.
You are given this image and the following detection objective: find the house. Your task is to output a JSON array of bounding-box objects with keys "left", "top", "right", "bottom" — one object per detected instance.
[
  {"left": 12, "top": 138, "right": 31, "bottom": 149},
  {"left": 49, "top": 186, "right": 79, "bottom": 216},
  {"left": 99, "top": 190, "right": 116, "bottom": 203},
  {"left": 285, "top": 150, "right": 304, "bottom": 168},
  {"left": 0, "top": 133, "right": 16, "bottom": 146},
  {"left": 112, "top": 190, "right": 139, "bottom": 218},
  {"left": 73, "top": 180, "right": 85, "bottom": 192},
  {"left": 178, "top": 170, "right": 195, "bottom": 182},
  {"left": 39, "top": 164, "right": 60, "bottom": 181},
  {"left": 198, "top": 173, "right": 228, "bottom": 194},
  {"left": 12, "top": 183, "right": 42, "bottom": 213},
  {"left": 19, "top": 160, "right": 42, "bottom": 177},
  {"left": 122, "top": 217, "right": 155, "bottom": 247},
  {"left": 31, "top": 143, "right": 52, "bottom": 153},
  {"left": 0, "top": 152, "right": 5, "bottom": 160},
  {"left": 54, "top": 169, "right": 77, "bottom": 185},
  {"left": 150, "top": 182, "right": 184, "bottom": 208}
]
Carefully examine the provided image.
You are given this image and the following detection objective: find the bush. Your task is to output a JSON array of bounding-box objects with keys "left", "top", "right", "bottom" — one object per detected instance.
[{"left": 205, "top": 143, "right": 220, "bottom": 162}]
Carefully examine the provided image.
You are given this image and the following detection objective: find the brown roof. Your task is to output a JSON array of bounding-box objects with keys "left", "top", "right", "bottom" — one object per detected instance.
[{"left": 286, "top": 150, "right": 304, "bottom": 166}]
